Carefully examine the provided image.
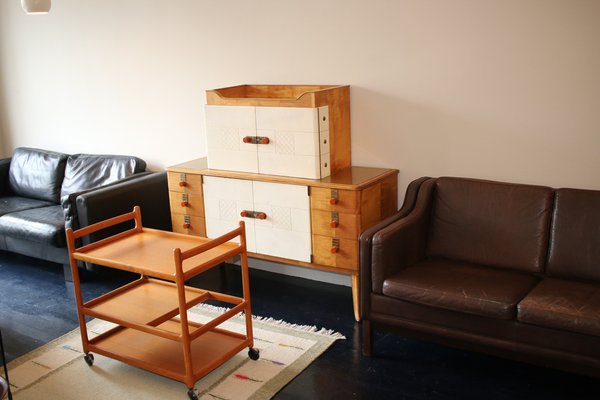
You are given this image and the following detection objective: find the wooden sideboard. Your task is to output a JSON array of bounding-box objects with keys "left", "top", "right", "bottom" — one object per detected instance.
[{"left": 168, "top": 157, "right": 398, "bottom": 321}]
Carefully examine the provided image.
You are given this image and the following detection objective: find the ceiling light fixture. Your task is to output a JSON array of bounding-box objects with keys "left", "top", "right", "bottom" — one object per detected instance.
[{"left": 21, "top": 0, "right": 51, "bottom": 15}]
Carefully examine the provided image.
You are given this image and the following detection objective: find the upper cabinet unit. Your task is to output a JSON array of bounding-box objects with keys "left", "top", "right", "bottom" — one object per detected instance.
[{"left": 204, "top": 85, "right": 350, "bottom": 180}]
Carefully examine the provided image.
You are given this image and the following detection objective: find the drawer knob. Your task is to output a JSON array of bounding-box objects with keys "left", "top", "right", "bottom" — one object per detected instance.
[
  {"left": 240, "top": 210, "right": 267, "bottom": 220},
  {"left": 182, "top": 223, "right": 190, "bottom": 229},
  {"left": 181, "top": 201, "right": 188, "bottom": 207},
  {"left": 330, "top": 246, "right": 339, "bottom": 254},
  {"left": 242, "top": 136, "right": 270, "bottom": 145},
  {"left": 329, "top": 198, "right": 339, "bottom": 205},
  {"left": 330, "top": 220, "right": 339, "bottom": 228},
  {"left": 179, "top": 181, "right": 187, "bottom": 187}
]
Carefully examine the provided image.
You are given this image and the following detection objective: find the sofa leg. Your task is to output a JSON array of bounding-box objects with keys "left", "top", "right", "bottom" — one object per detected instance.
[
  {"left": 362, "top": 319, "right": 373, "bottom": 356},
  {"left": 62, "top": 264, "right": 73, "bottom": 282}
]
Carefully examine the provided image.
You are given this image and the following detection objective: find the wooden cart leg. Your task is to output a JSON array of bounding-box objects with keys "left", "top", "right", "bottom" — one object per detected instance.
[{"left": 65, "top": 229, "right": 90, "bottom": 354}]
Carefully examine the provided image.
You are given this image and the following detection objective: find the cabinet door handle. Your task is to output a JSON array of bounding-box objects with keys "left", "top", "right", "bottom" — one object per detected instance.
[
  {"left": 182, "top": 223, "right": 190, "bottom": 229},
  {"left": 242, "top": 136, "right": 270, "bottom": 145},
  {"left": 179, "top": 181, "right": 187, "bottom": 187},
  {"left": 329, "top": 198, "right": 339, "bottom": 205},
  {"left": 181, "top": 201, "right": 188, "bottom": 207},
  {"left": 240, "top": 210, "right": 267, "bottom": 220},
  {"left": 330, "top": 220, "right": 339, "bottom": 228},
  {"left": 330, "top": 246, "right": 339, "bottom": 253}
]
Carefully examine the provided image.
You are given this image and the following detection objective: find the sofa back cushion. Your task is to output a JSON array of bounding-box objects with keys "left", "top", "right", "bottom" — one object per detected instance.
[
  {"left": 426, "top": 177, "right": 554, "bottom": 273},
  {"left": 8, "top": 147, "right": 68, "bottom": 203},
  {"left": 60, "top": 153, "right": 146, "bottom": 199},
  {"left": 547, "top": 188, "right": 600, "bottom": 282}
]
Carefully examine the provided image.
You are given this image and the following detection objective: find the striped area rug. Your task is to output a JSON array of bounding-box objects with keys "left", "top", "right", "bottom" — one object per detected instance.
[{"left": 7, "top": 304, "right": 344, "bottom": 400}]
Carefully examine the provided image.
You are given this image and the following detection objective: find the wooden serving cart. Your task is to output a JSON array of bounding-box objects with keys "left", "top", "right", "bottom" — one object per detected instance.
[{"left": 65, "top": 206, "right": 259, "bottom": 400}]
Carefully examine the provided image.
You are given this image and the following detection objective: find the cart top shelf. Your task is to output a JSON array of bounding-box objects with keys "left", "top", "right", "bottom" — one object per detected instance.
[{"left": 72, "top": 228, "right": 238, "bottom": 280}]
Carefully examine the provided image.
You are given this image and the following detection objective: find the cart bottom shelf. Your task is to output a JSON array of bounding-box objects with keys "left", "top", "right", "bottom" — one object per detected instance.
[{"left": 88, "top": 319, "right": 250, "bottom": 386}]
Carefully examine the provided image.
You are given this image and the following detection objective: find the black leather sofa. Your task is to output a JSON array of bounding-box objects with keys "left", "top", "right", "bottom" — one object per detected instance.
[{"left": 0, "top": 147, "right": 171, "bottom": 280}]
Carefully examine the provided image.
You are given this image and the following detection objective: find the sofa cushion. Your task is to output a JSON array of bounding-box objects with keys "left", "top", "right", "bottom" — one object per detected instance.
[
  {"left": 518, "top": 278, "right": 600, "bottom": 337},
  {"left": 0, "top": 196, "right": 55, "bottom": 216},
  {"left": 8, "top": 147, "right": 68, "bottom": 203},
  {"left": 426, "top": 177, "right": 554, "bottom": 273},
  {"left": 382, "top": 258, "right": 539, "bottom": 319},
  {"left": 0, "top": 205, "right": 66, "bottom": 247},
  {"left": 547, "top": 188, "right": 600, "bottom": 282},
  {"left": 60, "top": 154, "right": 147, "bottom": 199}
]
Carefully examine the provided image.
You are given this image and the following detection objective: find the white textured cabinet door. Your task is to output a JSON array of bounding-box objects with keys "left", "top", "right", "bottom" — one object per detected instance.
[
  {"left": 205, "top": 105, "right": 258, "bottom": 173},
  {"left": 203, "top": 176, "right": 257, "bottom": 252},
  {"left": 205, "top": 105, "right": 331, "bottom": 179},
  {"left": 203, "top": 176, "right": 311, "bottom": 262},
  {"left": 252, "top": 181, "right": 311, "bottom": 262},
  {"left": 256, "top": 106, "right": 329, "bottom": 179}
]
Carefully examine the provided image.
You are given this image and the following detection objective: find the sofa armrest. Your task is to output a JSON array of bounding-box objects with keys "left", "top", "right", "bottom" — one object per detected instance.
[
  {"left": 62, "top": 172, "right": 153, "bottom": 231},
  {"left": 359, "top": 177, "right": 437, "bottom": 316},
  {"left": 74, "top": 171, "right": 171, "bottom": 239},
  {"left": 0, "top": 158, "right": 11, "bottom": 195}
]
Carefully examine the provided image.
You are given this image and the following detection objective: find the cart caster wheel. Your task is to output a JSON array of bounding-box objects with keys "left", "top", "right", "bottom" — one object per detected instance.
[
  {"left": 248, "top": 348, "right": 260, "bottom": 361},
  {"left": 84, "top": 353, "right": 94, "bottom": 366},
  {"left": 187, "top": 389, "right": 198, "bottom": 400}
]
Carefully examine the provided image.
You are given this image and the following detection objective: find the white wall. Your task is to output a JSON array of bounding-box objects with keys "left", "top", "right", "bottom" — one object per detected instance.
[{"left": 1, "top": 0, "right": 600, "bottom": 283}]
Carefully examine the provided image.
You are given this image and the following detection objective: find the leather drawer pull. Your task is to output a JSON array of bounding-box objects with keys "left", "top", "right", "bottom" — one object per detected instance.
[
  {"left": 240, "top": 210, "right": 267, "bottom": 220},
  {"left": 179, "top": 173, "right": 187, "bottom": 187},
  {"left": 330, "top": 212, "right": 339, "bottom": 228},
  {"left": 331, "top": 238, "right": 340, "bottom": 253},
  {"left": 242, "top": 136, "right": 270, "bottom": 145},
  {"left": 329, "top": 189, "right": 339, "bottom": 205},
  {"left": 181, "top": 193, "right": 189, "bottom": 207}
]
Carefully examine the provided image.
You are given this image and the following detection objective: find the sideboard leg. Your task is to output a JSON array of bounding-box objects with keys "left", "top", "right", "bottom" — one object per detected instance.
[{"left": 351, "top": 274, "right": 361, "bottom": 321}]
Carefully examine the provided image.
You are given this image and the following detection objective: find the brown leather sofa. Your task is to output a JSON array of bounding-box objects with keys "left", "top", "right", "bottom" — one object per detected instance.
[{"left": 360, "top": 176, "right": 600, "bottom": 377}]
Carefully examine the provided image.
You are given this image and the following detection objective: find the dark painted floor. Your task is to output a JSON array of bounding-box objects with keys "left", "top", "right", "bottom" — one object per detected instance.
[{"left": 1, "top": 250, "right": 599, "bottom": 399}]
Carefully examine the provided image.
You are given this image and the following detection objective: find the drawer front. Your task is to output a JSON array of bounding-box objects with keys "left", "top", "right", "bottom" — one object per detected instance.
[
  {"left": 167, "top": 172, "right": 203, "bottom": 193},
  {"left": 312, "top": 235, "right": 358, "bottom": 270},
  {"left": 310, "top": 187, "right": 359, "bottom": 213},
  {"left": 205, "top": 105, "right": 259, "bottom": 173},
  {"left": 311, "top": 209, "right": 360, "bottom": 240},
  {"left": 169, "top": 191, "right": 204, "bottom": 217},
  {"left": 170, "top": 214, "right": 206, "bottom": 237}
]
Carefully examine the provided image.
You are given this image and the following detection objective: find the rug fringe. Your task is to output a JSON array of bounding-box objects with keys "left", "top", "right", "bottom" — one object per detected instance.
[{"left": 191, "top": 303, "right": 346, "bottom": 340}]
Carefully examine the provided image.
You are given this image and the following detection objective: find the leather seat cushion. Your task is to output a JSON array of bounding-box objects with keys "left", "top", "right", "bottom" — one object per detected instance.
[
  {"left": 0, "top": 196, "right": 54, "bottom": 217},
  {"left": 518, "top": 278, "right": 600, "bottom": 337},
  {"left": 382, "top": 258, "right": 539, "bottom": 319},
  {"left": 8, "top": 147, "right": 68, "bottom": 203},
  {"left": 0, "top": 205, "right": 66, "bottom": 247},
  {"left": 60, "top": 154, "right": 147, "bottom": 199}
]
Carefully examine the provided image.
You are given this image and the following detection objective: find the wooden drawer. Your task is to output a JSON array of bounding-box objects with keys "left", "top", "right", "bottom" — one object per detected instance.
[
  {"left": 311, "top": 209, "right": 360, "bottom": 240},
  {"left": 167, "top": 172, "right": 203, "bottom": 193},
  {"left": 170, "top": 214, "right": 206, "bottom": 237},
  {"left": 312, "top": 235, "right": 358, "bottom": 271},
  {"left": 310, "top": 187, "right": 359, "bottom": 213},
  {"left": 168, "top": 191, "right": 204, "bottom": 217}
]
